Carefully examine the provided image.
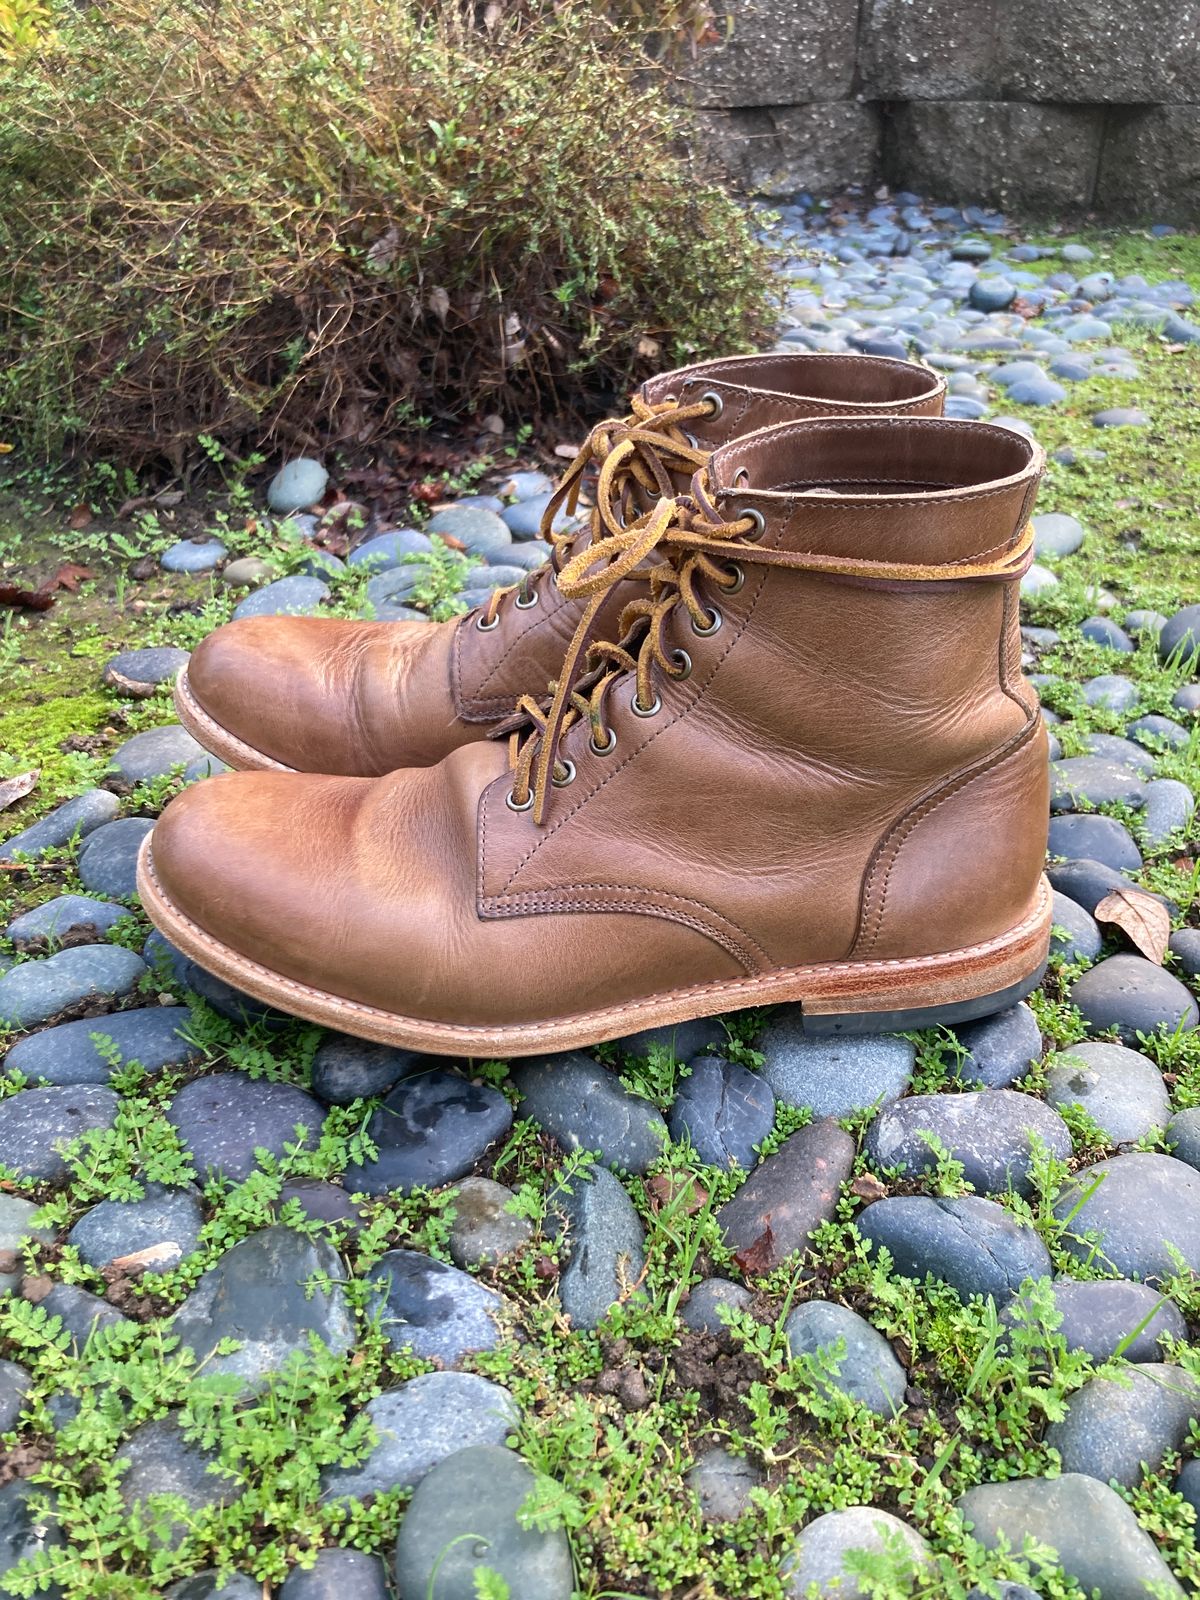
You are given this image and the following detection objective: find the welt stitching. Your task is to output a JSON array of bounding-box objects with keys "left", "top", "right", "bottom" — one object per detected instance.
[
  {"left": 496, "top": 560, "right": 769, "bottom": 893},
  {"left": 144, "top": 847, "right": 1049, "bottom": 1037},
  {"left": 855, "top": 721, "right": 1038, "bottom": 957}
]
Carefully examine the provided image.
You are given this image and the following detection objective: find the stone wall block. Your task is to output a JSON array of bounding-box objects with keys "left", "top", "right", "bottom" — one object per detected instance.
[
  {"left": 685, "top": 0, "right": 860, "bottom": 109},
  {"left": 884, "top": 101, "right": 1105, "bottom": 210},
  {"left": 697, "top": 102, "right": 883, "bottom": 196},
  {"left": 1004, "top": 2, "right": 1200, "bottom": 103},
  {"left": 1096, "top": 106, "right": 1200, "bottom": 222},
  {"left": 858, "top": 0, "right": 1004, "bottom": 99}
]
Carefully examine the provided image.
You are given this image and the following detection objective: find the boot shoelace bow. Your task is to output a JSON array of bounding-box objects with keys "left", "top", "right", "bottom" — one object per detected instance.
[
  {"left": 498, "top": 467, "right": 1039, "bottom": 826},
  {"left": 475, "top": 391, "right": 722, "bottom": 630}
]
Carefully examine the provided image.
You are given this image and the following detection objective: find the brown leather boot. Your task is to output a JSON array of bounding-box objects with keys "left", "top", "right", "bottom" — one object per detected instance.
[
  {"left": 175, "top": 353, "right": 944, "bottom": 775},
  {"left": 141, "top": 414, "right": 1051, "bottom": 1055}
]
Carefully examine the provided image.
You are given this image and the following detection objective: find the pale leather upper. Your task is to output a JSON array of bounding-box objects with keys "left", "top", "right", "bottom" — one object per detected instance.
[
  {"left": 153, "top": 415, "right": 1048, "bottom": 1030},
  {"left": 186, "top": 352, "right": 946, "bottom": 775}
]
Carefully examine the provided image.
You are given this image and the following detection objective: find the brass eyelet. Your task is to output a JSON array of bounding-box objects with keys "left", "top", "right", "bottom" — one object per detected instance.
[
  {"left": 722, "top": 562, "right": 745, "bottom": 593},
  {"left": 632, "top": 691, "right": 662, "bottom": 718},
  {"left": 514, "top": 589, "right": 539, "bottom": 609},
  {"left": 683, "top": 431, "right": 699, "bottom": 450},
  {"left": 672, "top": 648, "right": 693, "bottom": 680},
  {"left": 505, "top": 788, "right": 533, "bottom": 812},
  {"left": 732, "top": 467, "right": 750, "bottom": 488},
  {"left": 552, "top": 759, "right": 576, "bottom": 788},
  {"left": 590, "top": 728, "right": 617, "bottom": 756},
  {"left": 740, "top": 507, "right": 766, "bottom": 541},
  {"left": 700, "top": 389, "right": 725, "bottom": 420},
  {"left": 477, "top": 611, "right": 500, "bottom": 631},
  {"left": 692, "top": 607, "right": 723, "bottom": 637}
]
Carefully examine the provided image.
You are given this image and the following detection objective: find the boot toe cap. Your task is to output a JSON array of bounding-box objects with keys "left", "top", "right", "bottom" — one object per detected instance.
[
  {"left": 146, "top": 769, "right": 378, "bottom": 1001},
  {"left": 186, "top": 618, "right": 309, "bottom": 769},
  {"left": 185, "top": 615, "right": 454, "bottom": 776}
]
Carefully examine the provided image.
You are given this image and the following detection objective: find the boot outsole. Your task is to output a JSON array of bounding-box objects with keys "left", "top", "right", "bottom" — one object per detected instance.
[
  {"left": 137, "top": 835, "right": 1053, "bottom": 1058},
  {"left": 174, "top": 668, "right": 297, "bottom": 775},
  {"left": 797, "top": 964, "right": 1047, "bottom": 1036}
]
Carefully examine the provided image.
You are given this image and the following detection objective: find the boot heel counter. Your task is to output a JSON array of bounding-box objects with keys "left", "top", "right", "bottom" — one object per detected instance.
[{"left": 853, "top": 721, "right": 1050, "bottom": 961}]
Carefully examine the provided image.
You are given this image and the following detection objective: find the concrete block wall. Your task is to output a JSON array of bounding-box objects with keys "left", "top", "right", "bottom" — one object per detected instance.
[{"left": 687, "top": 0, "right": 1200, "bottom": 218}]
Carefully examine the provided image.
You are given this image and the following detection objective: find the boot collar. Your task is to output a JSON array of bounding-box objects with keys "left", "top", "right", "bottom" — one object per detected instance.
[
  {"left": 640, "top": 351, "right": 946, "bottom": 447},
  {"left": 706, "top": 415, "right": 1043, "bottom": 571}
]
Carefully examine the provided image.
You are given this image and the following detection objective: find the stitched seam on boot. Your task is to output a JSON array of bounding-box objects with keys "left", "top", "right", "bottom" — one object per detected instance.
[
  {"left": 468, "top": 597, "right": 569, "bottom": 702},
  {"left": 488, "top": 881, "right": 771, "bottom": 968},
  {"left": 852, "top": 718, "right": 1040, "bottom": 960},
  {"left": 452, "top": 607, "right": 555, "bottom": 717},
  {"left": 768, "top": 480, "right": 1033, "bottom": 511},
  {"left": 480, "top": 888, "right": 764, "bottom": 972},
  {"left": 998, "top": 584, "right": 1037, "bottom": 717},
  {"left": 721, "top": 415, "right": 1027, "bottom": 465},
  {"left": 693, "top": 354, "right": 943, "bottom": 408}
]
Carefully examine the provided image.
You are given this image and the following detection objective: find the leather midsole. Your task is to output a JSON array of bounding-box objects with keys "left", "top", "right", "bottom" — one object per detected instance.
[{"left": 137, "top": 835, "right": 1051, "bottom": 1059}]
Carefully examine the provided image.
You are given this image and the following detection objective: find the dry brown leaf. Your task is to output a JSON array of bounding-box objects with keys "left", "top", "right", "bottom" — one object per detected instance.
[
  {"left": 644, "top": 1173, "right": 708, "bottom": 1215},
  {"left": 67, "top": 503, "right": 93, "bottom": 530},
  {"left": 110, "top": 1242, "right": 180, "bottom": 1272},
  {"left": 1094, "top": 886, "right": 1171, "bottom": 964},
  {"left": 48, "top": 562, "right": 94, "bottom": 593},
  {"left": 103, "top": 668, "right": 155, "bottom": 700},
  {"left": 0, "top": 771, "right": 38, "bottom": 813},
  {"left": 850, "top": 1172, "right": 887, "bottom": 1204},
  {"left": 0, "top": 583, "right": 55, "bottom": 612},
  {"left": 366, "top": 224, "right": 401, "bottom": 270},
  {"left": 117, "top": 487, "right": 182, "bottom": 519},
  {"left": 733, "top": 1222, "right": 775, "bottom": 1277}
]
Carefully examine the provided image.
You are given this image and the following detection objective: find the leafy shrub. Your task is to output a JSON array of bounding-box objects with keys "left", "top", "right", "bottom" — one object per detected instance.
[
  {"left": 0, "top": 0, "right": 52, "bottom": 60},
  {"left": 0, "top": 0, "right": 773, "bottom": 468}
]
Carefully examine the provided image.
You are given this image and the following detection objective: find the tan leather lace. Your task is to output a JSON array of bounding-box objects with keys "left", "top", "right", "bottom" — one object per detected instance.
[
  {"left": 477, "top": 394, "right": 717, "bottom": 627},
  {"left": 502, "top": 480, "right": 757, "bottom": 824}
]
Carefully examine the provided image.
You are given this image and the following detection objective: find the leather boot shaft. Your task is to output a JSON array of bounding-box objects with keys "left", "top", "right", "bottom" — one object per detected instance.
[
  {"left": 477, "top": 415, "right": 1046, "bottom": 980},
  {"left": 453, "top": 352, "right": 946, "bottom": 718}
]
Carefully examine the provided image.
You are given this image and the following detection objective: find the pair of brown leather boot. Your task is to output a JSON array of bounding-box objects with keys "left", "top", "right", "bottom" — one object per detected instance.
[{"left": 139, "top": 352, "right": 1051, "bottom": 1056}]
